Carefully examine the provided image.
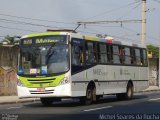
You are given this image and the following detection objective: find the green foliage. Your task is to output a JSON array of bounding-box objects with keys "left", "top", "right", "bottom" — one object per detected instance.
[
  {"left": 2, "top": 35, "right": 20, "bottom": 45},
  {"left": 2, "top": 35, "right": 15, "bottom": 45},
  {"left": 147, "top": 45, "right": 159, "bottom": 58}
]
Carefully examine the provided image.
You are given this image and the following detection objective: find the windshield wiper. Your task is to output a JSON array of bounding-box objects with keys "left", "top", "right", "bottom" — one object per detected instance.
[
  {"left": 46, "top": 42, "right": 57, "bottom": 63},
  {"left": 47, "top": 42, "right": 57, "bottom": 55}
]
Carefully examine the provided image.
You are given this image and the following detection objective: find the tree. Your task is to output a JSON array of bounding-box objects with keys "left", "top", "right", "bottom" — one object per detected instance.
[
  {"left": 147, "top": 45, "right": 159, "bottom": 58},
  {"left": 2, "top": 35, "right": 19, "bottom": 45}
]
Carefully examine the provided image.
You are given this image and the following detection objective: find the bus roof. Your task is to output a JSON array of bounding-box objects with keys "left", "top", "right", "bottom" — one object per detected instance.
[
  {"left": 83, "top": 35, "right": 144, "bottom": 48},
  {"left": 21, "top": 31, "right": 145, "bottom": 48},
  {"left": 21, "top": 31, "right": 69, "bottom": 39}
]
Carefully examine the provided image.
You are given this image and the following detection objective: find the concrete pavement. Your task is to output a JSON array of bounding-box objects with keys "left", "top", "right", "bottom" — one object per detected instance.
[
  {"left": 143, "top": 86, "right": 160, "bottom": 92},
  {"left": 0, "top": 96, "right": 39, "bottom": 104},
  {"left": 0, "top": 86, "right": 159, "bottom": 105},
  {"left": 0, "top": 91, "right": 160, "bottom": 120}
]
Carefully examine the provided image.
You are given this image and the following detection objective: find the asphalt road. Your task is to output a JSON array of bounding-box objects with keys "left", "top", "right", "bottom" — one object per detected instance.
[{"left": 0, "top": 91, "right": 160, "bottom": 120}]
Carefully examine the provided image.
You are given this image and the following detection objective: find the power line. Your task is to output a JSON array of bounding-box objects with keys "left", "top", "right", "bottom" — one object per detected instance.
[
  {"left": 121, "top": 26, "right": 140, "bottom": 34},
  {"left": 116, "top": 2, "right": 141, "bottom": 20},
  {"left": 146, "top": 41, "right": 159, "bottom": 46},
  {"left": 80, "top": 0, "right": 141, "bottom": 21},
  {"left": 121, "top": 26, "right": 159, "bottom": 42},
  {"left": 78, "top": 26, "right": 158, "bottom": 45},
  {"left": 152, "top": 0, "right": 160, "bottom": 3},
  {"left": 0, "top": 18, "right": 59, "bottom": 28},
  {"left": 110, "top": 34, "right": 140, "bottom": 43},
  {"left": 146, "top": 35, "right": 160, "bottom": 41},
  {"left": 0, "top": 25, "right": 38, "bottom": 32},
  {"left": 78, "top": 28, "right": 140, "bottom": 43},
  {"left": 0, "top": 13, "right": 75, "bottom": 25}
]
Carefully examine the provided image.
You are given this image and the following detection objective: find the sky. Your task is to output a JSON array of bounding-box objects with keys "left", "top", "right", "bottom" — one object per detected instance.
[{"left": 0, "top": 0, "right": 159, "bottom": 46}]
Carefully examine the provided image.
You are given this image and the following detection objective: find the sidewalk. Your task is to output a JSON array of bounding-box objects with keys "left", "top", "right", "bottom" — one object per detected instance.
[
  {"left": 142, "top": 86, "right": 160, "bottom": 92},
  {"left": 0, "top": 86, "right": 159, "bottom": 105},
  {"left": 0, "top": 96, "right": 39, "bottom": 104}
]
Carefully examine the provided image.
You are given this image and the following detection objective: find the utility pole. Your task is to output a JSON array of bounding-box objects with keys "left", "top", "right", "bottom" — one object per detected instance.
[
  {"left": 158, "top": 0, "right": 160, "bottom": 88},
  {"left": 141, "top": 0, "right": 147, "bottom": 47}
]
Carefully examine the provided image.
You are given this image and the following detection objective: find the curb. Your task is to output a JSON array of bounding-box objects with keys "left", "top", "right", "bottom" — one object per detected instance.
[
  {"left": 0, "top": 98, "right": 40, "bottom": 105},
  {"left": 143, "top": 89, "right": 160, "bottom": 92},
  {"left": 136, "top": 89, "right": 160, "bottom": 94}
]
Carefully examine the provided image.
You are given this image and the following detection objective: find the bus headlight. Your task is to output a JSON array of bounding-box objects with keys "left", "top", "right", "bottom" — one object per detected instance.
[
  {"left": 17, "top": 79, "right": 24, "bottom": 87},
  {"left": 60, "top": 77, "right": 69, "bottom": 85}
]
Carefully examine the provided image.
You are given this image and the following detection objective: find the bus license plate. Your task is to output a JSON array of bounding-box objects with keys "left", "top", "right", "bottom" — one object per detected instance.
[{"left": 37, "top": 88, "right": 45, "bottom": 92}]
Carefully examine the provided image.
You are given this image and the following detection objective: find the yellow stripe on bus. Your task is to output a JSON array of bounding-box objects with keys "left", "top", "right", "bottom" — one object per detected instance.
[{"left": 84, "top": 36, "right": 100, "bottom": 41}]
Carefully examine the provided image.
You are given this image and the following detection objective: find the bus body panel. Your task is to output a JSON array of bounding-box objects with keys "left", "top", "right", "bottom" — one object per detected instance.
[
  {"left": 71, "top": 65, "right": 148, "bottom": 97},
  {"left": 17, "top": 83, "right": 71, "bottom": 98}
]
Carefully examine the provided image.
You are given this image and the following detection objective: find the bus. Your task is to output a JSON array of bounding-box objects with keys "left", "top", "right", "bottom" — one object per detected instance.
[{"left": 17, "top": 30, "right": 149, "bottom": 105}]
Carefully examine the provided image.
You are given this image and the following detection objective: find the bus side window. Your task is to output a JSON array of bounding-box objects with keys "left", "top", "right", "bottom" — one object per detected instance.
[
  {"left": 107, "top": 45, "right": 112, "bottom": 63},
  {"left": 71, "top": 40, "right": 84, "bottom": 66},
  {"left": 124, "top": 47, "right": 131, "bottom": 65},
  {"left": 98, "top": 43, "right": 108, "bottom": 64},
  {"left": 71, "top": 38, "right": 85, "bottom": 74},
  {"left": 131, "top": 48, "right": 136, "bottom": 65},
  {"left": 112, "top": 45, "right": 121, "bottom": 64},
  {"left": 119, "top": 47, "right": 125, "bottom": 64},
  {"left": 141, "top": 49, "right": 148, "bottom": 66},
  {"left": 72, "top": 46, "right": 79, "bottom": 65},
  {"left": 86, "top": 42, "right": 97, "bottom": 64},
  {"left": 135, "top": 48, "right": 141, "bottom": 65}
]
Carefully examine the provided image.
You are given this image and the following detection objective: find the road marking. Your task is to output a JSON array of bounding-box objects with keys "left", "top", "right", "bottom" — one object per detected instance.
[
  {"left": 149, "top": 98, "right": 160, "bottom": 101},
  {"left": 84, "top": 106, "right": 112, "bottom": 112},
  {"left": 7, "top": 106, "right": 22, "bottom": 109}
]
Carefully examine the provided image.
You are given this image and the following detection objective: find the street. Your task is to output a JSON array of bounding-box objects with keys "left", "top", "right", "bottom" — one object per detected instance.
[{"left": 0, "top": 91, "right": 160, "bottom": 120}]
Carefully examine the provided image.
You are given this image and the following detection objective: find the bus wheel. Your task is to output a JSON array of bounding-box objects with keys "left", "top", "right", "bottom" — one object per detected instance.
[
  {"left": 116, "top": 83, "right": 133, "bottom": 100},
  {"left": 40, "top": 97, "right": 53, "bottom": 106},
  {"left": 85, "top": 87, "right": 93, "bottom": 105},
  {"left": 126, "top": 83, "right": 133, "bottom": 99},
  {"left": 80, "top": 86, "right": 96, "bottom": 105}
]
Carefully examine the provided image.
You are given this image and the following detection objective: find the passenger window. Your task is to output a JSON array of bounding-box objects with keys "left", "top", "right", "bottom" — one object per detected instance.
[
  {"left": 98, "top": 44, "right": 108, "bottom": 63},
  {"left": 135, "top": 49, "right": 141, "bottom": 65},
  {"left": 141, "top": 49, "right": 148, "bottom": 66},
  {"left": 124, "top": 47, "right": 131, "bottom": 64},
  {"left": 112, "top": 45, "right": 120, "bottom": 64},
  {"left": 86, "top": 42, "right": 97, "bottom": 64},
  {"left": 119, "top": 47, "right": 125, "bottom": 64},
  {"left": 71, "top": 39, "right": 84, "bottom": 66}
]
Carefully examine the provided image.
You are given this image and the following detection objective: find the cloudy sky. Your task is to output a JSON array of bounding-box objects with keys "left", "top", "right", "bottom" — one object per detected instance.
[{"left": 0, "top": 0, "right": 159, "bottom": 45}]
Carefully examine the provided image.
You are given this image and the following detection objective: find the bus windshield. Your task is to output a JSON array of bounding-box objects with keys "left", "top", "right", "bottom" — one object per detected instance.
[{"left": 18, "top": 36, "right": 69, "bottom": 75}]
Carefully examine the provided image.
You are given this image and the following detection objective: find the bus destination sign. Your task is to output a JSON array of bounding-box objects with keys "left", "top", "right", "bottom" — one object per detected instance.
[
  {"left": 21, "top": 36, "right": 67, "bottom": 45},
  {"left": 22, "top": 38, "right": 58, "bottom": 45}
]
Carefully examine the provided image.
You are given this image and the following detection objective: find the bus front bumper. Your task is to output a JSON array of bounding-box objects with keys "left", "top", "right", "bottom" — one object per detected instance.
[{"left": 17, "top": 83, "right": 71, "bottom": 98}]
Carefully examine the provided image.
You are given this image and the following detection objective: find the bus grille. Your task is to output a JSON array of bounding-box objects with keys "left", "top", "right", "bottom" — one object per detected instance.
[
  {"left": 29, "top": 89, "right": 54, "bottom": 94},
  {"left": 27, "top": 78, "right": 56, "bottom": 84}
]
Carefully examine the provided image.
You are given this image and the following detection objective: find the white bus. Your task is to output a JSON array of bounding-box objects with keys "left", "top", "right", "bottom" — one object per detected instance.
[{"left": 17, "top": 30, "right": 149, "bottom": 105}]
